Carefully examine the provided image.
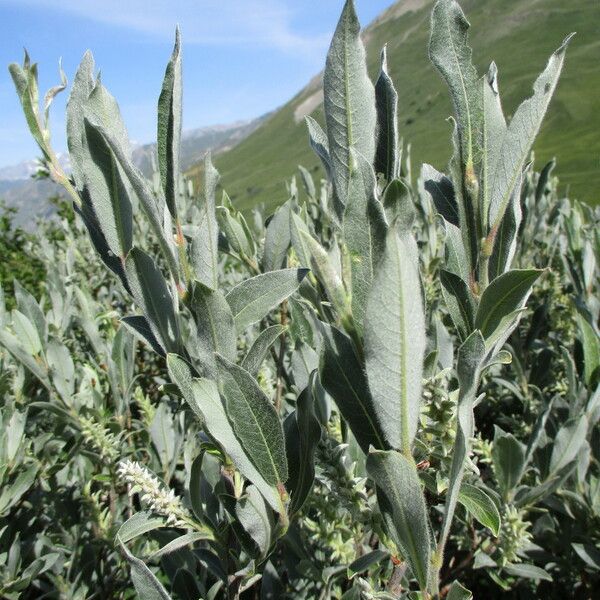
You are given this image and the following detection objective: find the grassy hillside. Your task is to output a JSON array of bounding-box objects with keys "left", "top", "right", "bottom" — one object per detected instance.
[{"left": 188, "top": 0, "right": 599, "bottom": 213}]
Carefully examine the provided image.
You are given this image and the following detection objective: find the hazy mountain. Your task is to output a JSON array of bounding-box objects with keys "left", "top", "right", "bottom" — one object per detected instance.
[
  {"left": 188, "top": 0, "right": 599, "bottom": 212},
  {"left": 0, "top": 118, "right": 264, "bottom": 228}
]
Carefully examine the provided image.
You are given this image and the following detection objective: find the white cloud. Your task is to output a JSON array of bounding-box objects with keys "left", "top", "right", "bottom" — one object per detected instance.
[{"left": 5, "top": 0, "right": 331, "bottom": 57}]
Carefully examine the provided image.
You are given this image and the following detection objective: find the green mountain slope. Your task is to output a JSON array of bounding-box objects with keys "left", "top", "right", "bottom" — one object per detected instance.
[{"left": 188, "top": 0, "right": 599, "bottom": 212}]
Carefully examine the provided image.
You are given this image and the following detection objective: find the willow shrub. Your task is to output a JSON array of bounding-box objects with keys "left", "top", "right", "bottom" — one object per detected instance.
[{"left": 4, "top": 0, "right": 599, "bottom": 598}]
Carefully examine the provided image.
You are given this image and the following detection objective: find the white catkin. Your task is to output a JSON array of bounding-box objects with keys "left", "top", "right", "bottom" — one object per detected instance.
[{"left": 117, "top": 460, "right": 190, "bottom": 527}]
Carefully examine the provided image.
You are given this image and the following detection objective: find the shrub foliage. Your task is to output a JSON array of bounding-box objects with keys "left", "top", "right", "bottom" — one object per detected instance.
[{"left": 1, "top": 0, "right": 598, "bottom": 598}]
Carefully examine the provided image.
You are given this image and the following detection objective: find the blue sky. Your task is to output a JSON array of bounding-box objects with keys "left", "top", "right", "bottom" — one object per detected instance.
[{"left": 0, "top": 0, "right": 394, "bottom": 168}]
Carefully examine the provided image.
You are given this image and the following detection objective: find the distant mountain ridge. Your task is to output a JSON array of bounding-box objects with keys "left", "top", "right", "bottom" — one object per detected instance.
[
  {"left": 187, "top": 0, "right": 599, "bottom": 211},
  {"left": 0, "top": 118, "right": 264, "bottom": 228}
]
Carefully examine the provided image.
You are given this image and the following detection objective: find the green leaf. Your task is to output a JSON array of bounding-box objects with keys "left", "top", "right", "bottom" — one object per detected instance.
[
  {"left": 189, "top": 282, "right": 236, "bottom": 379},
  {"left": 492, "top": 429, "right": 527, "bottom": 500},
  {"left": 0, "top": 329, "right": 50, "bottom": 390},
  {"left": 90, "top": 119, "right": 181, "bottom": 285},
  {"left": 481, "top": 62, "right": 507, "bottom": 228},
  {"left": 288, "top": 297, "right": 314, "bottom": 346},
  {"left": 284, "top": 372, "right": 321, "bottom": 514},
  {"left": 157, "top": 28, "right": 182, "bottom": 218},
  {"left": 117, "top": 512, "right": 165, "bottom": 544},
  {"left": 577, "top": 312, "right": 600, "bottom": 387},
  {"left": 439, "top": 330, "right": 486, "bottom": 553},
  {"left": 167, "top": 355, "right": 284, "bottom": 513},
  {"left": 347, "top": 550, "right": 389, "bottom": 577},
  {"left": 447, "top": 581, "right": 472, "bottom": 600},
  {"left": 422, "top": 164, "right": 458, "bottom": 227},
  {"left": 440, "top": 269, "right": 475, "bottom": 343},
  {"left": 549, "top": 415, "right": 588, "bottom": 475},
  {"left": 82, "top": 117, "right": 134, "bottom": 259},
  {"left": 11, "top": 310, "right": 42, "bottom": 355},
  {"left": 13, "top": 280, "right": 46, "bottom": 345},
  {"left": 289, "top": 211, "right": 313, "bottom": 269},
  {"left": 323, "top": 0, "right": 376, "bottom": 206},
  {"left": 299, "top": 229, "right": 349, "bottom": 319},
  {"left": 235, "top": 484, "right": 274, "bottom": 558},
  {"left": 9, "top": 59, "right": 48, "bottom": 158},
  {"left": 366, "top": 450, "right": 431, "bottom": 591},
  {"left": 119, "top": 541, "right": 173, "bottom": 600},
  {"left": 226, "top": 268, "right": 308, "bottom": 333},
  {"left": 489, "top": 176, "right": 522, "bottom": 281},
  {"left": 242, "top": 325, "right": 286, "bottom": 377},
  {"left": 121, "top": 316, "right": 165, "bottom": 356},
  {"left": 474, "top": 269, "right": 541, "bottom": 341},
  {"left": 305, "top": 116, "right": 332, "bottom": 181},
  {"left": 458, "top": 483, "right": 501, "bottom": 536},
  {"left": 191, "top": 152, "right": 220, "bottom": 290},
  {"left": 343, "top": 151, "right": 388, "bottom": 333},
  {"left": 503, "top": 563, "right": 552, "bottom": 582},
  {"left": 150, "top": 531, "right": 213, "bottom": 560},
  {"left": 489, "top": 34, "right": 573, "bottom": 229},
  {"left": 440, "top": 218, "right": 470, "bottom": 284},
  {"left": 364, "top": 224, "right": 425, "bottom": 454},
  {"left": 47, "top": 341, "right": 75, "bottom": 401},
  {"left": 218, "top": 205, "right": 253, "bottom": 258},
  {"left": 374, "top": 46, "right": 399, "bottom": 183},
  {"left": 429, "top": 0, "right": 482, "bottom": 167},
  {"left": 320, "top": 324, "right": 387, "bottom": 452},
  {"left": 125, "top": 248, "right": 180, "bottom": 354},
  {"left": 572, "top": 543, "right": 600, "bottom": 570},
  {"left": 263, "top": 201, "right": 291, "bottom": 272},
  {"left": 216, "top": 354, "right": 288, "bottom": 486},
  {"left": 0, "top": 464, "right": 38, "bottom": 515}
]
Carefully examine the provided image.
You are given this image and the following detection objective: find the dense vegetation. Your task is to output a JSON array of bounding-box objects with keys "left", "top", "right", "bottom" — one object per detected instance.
[{"left": 1, "top": 0, "right": 598, "bottom": 598}]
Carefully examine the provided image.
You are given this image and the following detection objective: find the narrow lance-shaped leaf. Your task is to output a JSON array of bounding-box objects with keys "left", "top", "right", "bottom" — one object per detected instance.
[
  {"left": 320, "top": 324, "right": 387, "bottom": 452},
  {"left": 13, "top": 280, "right": 46, "bottom": 345},
  {"left": 11, "top": 310, "right": 42, "bottom": 356},
  {"left": 125, "top": 248, "right": 180, "bottom": 355},
  {"left": 284, "top": 371, "right": 321, "bottom": 515},
  {"left": 474, "top": 269, "right": 542, "bottom": 342},
  {"left": 343, "top": 151, "right": 388, "bottom": 333},
  {"left": 491, "top": 428, "right": 527, "bottom": 501},
  {"left": 91, "top": 120, "right": 181, "bottom": 286},
  {"left": 457, "top": 483, "right": 501, "bottom": 536},
  {"left": 374, "top": 46, "right": 399, "bottom": 182},
  {"left": 488, "top": 34, "right": 574, "bottom": 230},
  {"left": 0, "top": 329, "right": 51, "bottom": 390},
  {"left": 65, "top": 54, "right": 134, "bottom": 259},
  {"left": 364, "top": 224, "right": 425, "bottom": 454},
  {"left": 8, "top": 58, "right": 48, "bottom": 159},
  {"left": 299, "top": 229, "right": 349, "bottom": 320},
  {"left": 167, "top": 355, "right": 284, "bottom": 513},
  {"left": 83, "top": 117, "right": 133, "bottom": 258},
  {"left": 489, "top": 173, "right": 523, "bottom": 281},
  {"left": 241, "top": 325, "right": 286, "bottom": 377},
  {"left": 549, "top": 415, "right": 588, "bottom": 475},
  {"left": 481, "top": 62, "right": 507, "bottom": 231},
  {"left": 438, "top": 330, "right": 486, "bottom": 554},
  {"left": 226, "top": 268, "right": 309, "bottom": 333},
  {"left": 216, "top": 354, "right": 288, "bottom": 487},
  {"left": 429, "top": 0, "right": 482, "bottom": 168},
  {"left": 323, "top": 0, "right": 376, "bottom": 206},
  {"left": 191, "top": 153, "right": 220, "bottom": 289},
  {"left": 422, "top": 164, "right": 459, "bottom": 228},
  {"left": 440, "top": 269, "right": 476, "bottom": 342},
  {"left": 157, "top": 28, "right": 182, "bottom": 219},
  {"left": 305, "top": 116, "right": 332, "bottom": 180},
  {"left": 118, "top": 541, "right": 173, "bottom": 600},
  {"left": 263, "top": 201, "right": 291, "bottom": 272},
  {"left": 367, "top": 450, "right": 431, "bottom": 592}
]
